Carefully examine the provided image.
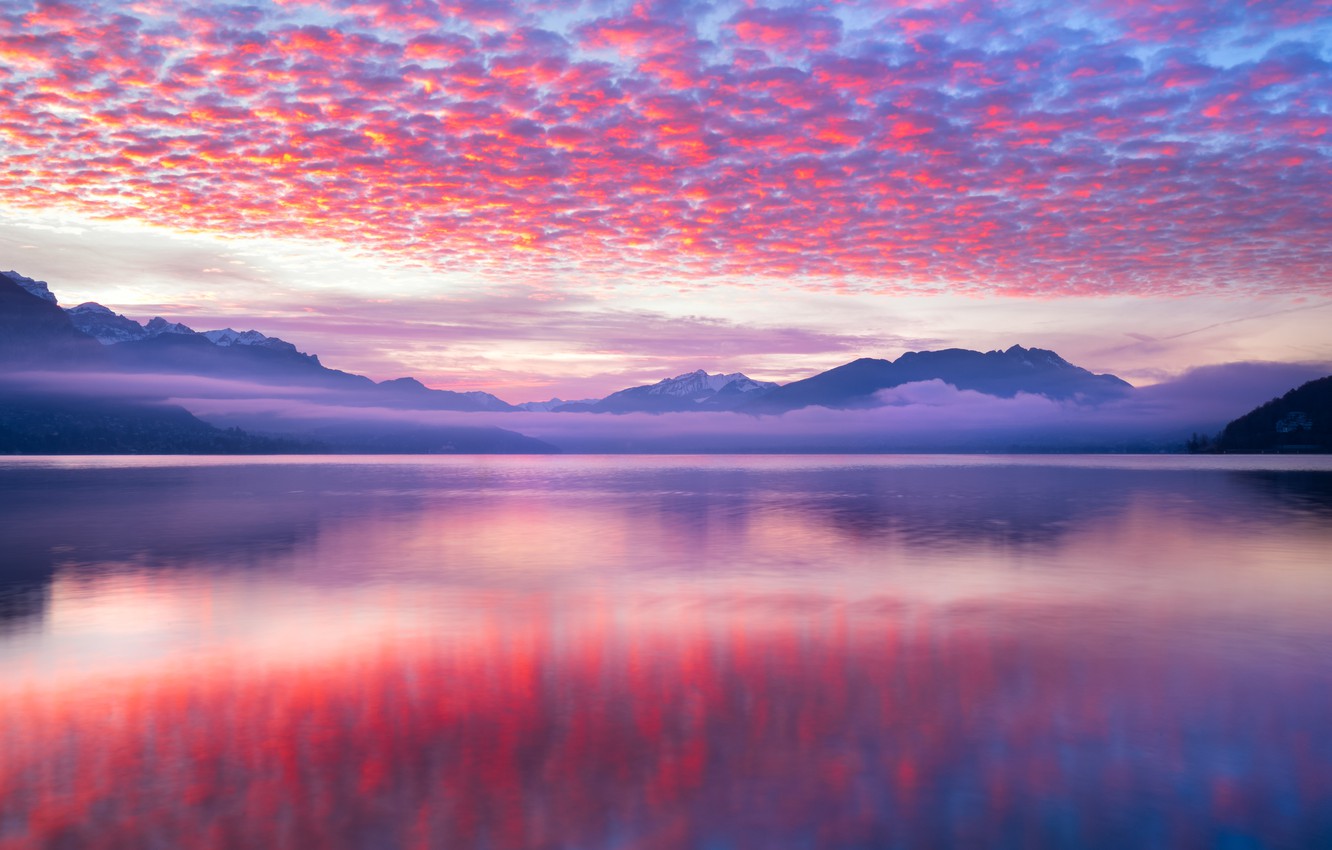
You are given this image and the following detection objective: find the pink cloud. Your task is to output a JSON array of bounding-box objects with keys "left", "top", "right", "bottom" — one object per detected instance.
[
  {"left": 0, "top": 0, "right": 1327, "bottom": 296},
  {"left": 727, "top": 7, "right": 843, "bottom": 54}
]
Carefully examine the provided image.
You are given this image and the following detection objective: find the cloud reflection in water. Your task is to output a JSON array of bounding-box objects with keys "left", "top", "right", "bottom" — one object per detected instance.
[{"left": 1, "top": 457, "right": 1330, "bottom": 849}]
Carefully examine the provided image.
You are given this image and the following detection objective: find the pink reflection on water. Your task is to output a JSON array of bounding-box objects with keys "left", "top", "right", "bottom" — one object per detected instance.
[
  {"left": 2, "top": 457, "right": 1332, "bottom": 848},
  {"left": 2, "top": 595, "right": 1330, "bottom": 850}
]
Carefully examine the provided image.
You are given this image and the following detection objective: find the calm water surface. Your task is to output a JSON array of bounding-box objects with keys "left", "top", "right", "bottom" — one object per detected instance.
[{"left": 1, "top": 455, "right": 1331, "bottom": 849}]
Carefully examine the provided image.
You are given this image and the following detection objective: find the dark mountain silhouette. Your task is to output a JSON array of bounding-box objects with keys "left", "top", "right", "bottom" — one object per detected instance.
[
  {"left": 1213, "top": 376, "right": 1332, "bottom": 453},
  {"left": 54, "top": 289, "right": 515, "bottom": 412},
  {"left": 100, "top": 318, "right": 515, "bottom": 412},
  {"left": 0, "top": 272, "right": 102, "bottom": 366},
  {"left": 104, "top": 329, "right": 377, "bottom": 389},
  {"left": 741, "top": 346, "right": 1131, "bottom": 414},
  {"left": 2, "top": 270, "right": 57, "bottom": 303},
  {"left": 374, "top": 377, "right": 517, "bottom": 412}
]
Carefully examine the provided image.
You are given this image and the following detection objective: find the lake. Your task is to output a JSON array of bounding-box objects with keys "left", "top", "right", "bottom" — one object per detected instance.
[{"left": 2, "top": 455, "right": 1330, "bottom": 849}]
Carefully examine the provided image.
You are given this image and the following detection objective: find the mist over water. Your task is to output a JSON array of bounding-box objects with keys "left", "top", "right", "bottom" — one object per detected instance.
[{"left": 2, "top": 456, "right": 1331, "bottom": 849}]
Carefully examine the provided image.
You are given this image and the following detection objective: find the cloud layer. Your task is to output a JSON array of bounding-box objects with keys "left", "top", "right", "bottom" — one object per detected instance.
[{"left": 2, "top": 0, "right": 1328, "bottom": 295}]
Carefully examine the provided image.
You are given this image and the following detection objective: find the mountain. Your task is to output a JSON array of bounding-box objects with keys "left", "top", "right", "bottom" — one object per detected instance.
[
  {"left": 1, "top": 272, "right": 536, "bottom": 452},
  {"left": 0, "top": 273, "right": 102, "bottom": 366},
  {"left": 1212, "top": 376, "right": 1331, "bottom": 453},
  {"left": 68, "top": 304, "right": 302, "bottom": 352},
  {"left": 0, "top": 278, "right": 314, "bottom": 452},
  {"left": 742, "top": 346, "right": 1131, "bottom": 414},
  {"left": 4, "top": 268, "right": 1178, "bottom": 454},
  {"left": 2, "top": 270, "right": 57, "bottom": 303},
  {"left": 64, "top": 302, "right": 352, "bottom": 388},
  {"left": 61, "top": 299, "right": 514, "bottom": 412},
  {"left": 104, "top": 325, "right": 358, "bottom": 384},
  {"left": 202, "top": 328, "right": 300, "bottom": 354},
  {"left": 375, "top": 377, "right": 516, "bottom": 412},
  {"left": 143, "top": 316, "right": 197, "bottom": 337},
  {"left": 576, "top": 369, "right": 779, "bottom": 413},
  {"left": 516, "top": 397, "right": 599, "bottom": 412},
  {"left": 65, "top": 300, "right": 340, "bottom": 382},
  {"left": 67, "top": 302, "right": 151, "bottom": 344}
]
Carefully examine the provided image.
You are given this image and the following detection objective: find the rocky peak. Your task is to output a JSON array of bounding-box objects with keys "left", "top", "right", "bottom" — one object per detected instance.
[
  {"left": 144, "top": 317, "right": 198, "bottom": 337},
  {"left": 202, "top": 327, "right": 300, "bottom": 354},
  {"left": 645, "top": 369, "right": 775, "bottom": 398},
  {"left": 1, "top": 270, "right": 57, "bottom": 304},
  {"left": 66, "top": 302, "right": 149, "bottom": 345}
]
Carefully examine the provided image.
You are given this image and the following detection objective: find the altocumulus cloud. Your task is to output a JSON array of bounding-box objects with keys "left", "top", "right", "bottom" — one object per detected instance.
[{"left": 0, "top": 0, "right": 1328, "bottom": 295}]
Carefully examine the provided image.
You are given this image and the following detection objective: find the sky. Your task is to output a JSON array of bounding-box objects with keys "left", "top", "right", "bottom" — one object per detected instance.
[{"left": 1, "top": 0, "right": 1329, "bottom": 402}]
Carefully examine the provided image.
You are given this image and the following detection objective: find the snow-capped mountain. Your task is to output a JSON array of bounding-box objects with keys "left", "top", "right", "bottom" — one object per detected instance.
[
  {"left": 66, "top": 302, "right": 150, "bottom": 344},
  {"left": 1, "top": 270, "right": 57, "bottom": 304},
  {"left": 144, "top": 316, "right": 198, "bottom": 337},
  {"left": 645, "top": 369, "right": 776, "bottom": 397},
  {"left": 203, "top": 328, "right": 300, "bottom": 355},
  {"left": 67, "top": 301, "right": 308, "bottom": 357},
  {"left": 587, "top": 369, "right": 779, "bottom": 413}
]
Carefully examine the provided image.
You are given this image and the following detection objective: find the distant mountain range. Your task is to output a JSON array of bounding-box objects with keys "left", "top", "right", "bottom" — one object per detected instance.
[
  {"left": 547, "top": 370, "right": 780, "bottom": 413},
  {"left": 48, "top": 281, "right": 518, "bottom": 413},
  {"left": 1, "top": 269, "right": 1134, "bottom": 417},
  {"left": 7, "top": 267, "right": 1323, "bottom": 454}
]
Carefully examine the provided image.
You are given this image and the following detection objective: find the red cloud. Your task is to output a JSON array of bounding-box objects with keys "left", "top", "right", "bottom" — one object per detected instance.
[
  {"left": 0, "top": 0, "right": 1326, "bottom": 296},
  {"left": 727, "top": 7, "right": 843, "bottom": 54}
]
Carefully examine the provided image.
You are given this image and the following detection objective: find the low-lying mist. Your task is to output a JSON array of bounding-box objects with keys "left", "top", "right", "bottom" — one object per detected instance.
[{"left": 5, "top": 361, "right": 1327, "bottom": 453}]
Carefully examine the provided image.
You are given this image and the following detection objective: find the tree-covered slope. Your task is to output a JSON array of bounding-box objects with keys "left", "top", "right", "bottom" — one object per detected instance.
[{"left": 1215, "top": 376, "right": 1332, "bottom": 453}]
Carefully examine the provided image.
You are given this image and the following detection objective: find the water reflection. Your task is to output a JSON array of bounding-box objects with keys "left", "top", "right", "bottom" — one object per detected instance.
[{"left": 0, "top": 456, "right": 1330, "bottom": 849}]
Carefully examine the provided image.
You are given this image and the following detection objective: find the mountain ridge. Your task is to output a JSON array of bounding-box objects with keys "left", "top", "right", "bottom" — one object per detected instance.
[
  {"left": 9, "top": 268, "right": 1324, "bottom": 454},
  {"left": 567, "top": 369, "right": 780, "bottom": 414},
  {"left": 740, "top": 345, "right": 1131, "bottom": 414},
  {"left": 8, "top": 270, "right": 1135, "bottom": 414},
  {"left": 49, "top": 291, "right": 515, "bottom": 412},
  {"left": 0, "top": 276, "right": 551, "bottom": 453}
]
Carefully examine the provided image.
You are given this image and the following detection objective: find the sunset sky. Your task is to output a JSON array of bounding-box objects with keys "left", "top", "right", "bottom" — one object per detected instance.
[{"left": 1, "top": 0, "right": 1329, "bottom": 401}]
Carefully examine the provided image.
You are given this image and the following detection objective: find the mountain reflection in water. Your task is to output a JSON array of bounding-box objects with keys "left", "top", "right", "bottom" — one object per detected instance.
[{"left": 1, "top": 456, "right": 1330, "bottom": 849}]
